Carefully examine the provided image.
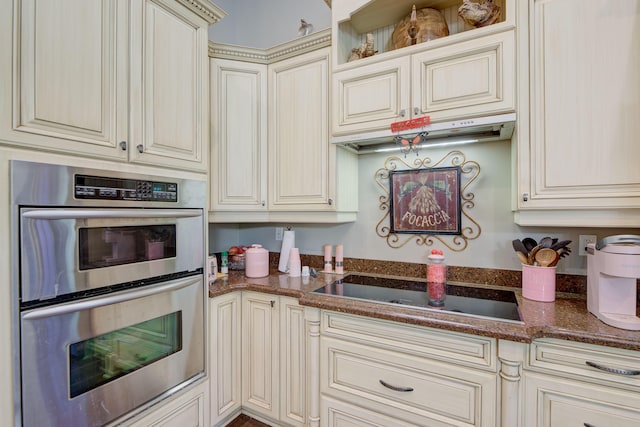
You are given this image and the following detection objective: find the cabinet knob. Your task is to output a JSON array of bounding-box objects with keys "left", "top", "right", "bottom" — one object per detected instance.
[
  {"left": 400, "top": 109, "right": 406, "bottom": 117},
  {"left": 328, "top": 198, "right": 333, "bottom": 206},
  {"left": 137, "top": 144, "right": 144, "bottom": 153},
  {"left": 413, "top": 107, "right": 420, "bottom": 115},
  {"left": 522, "top": 192, "right": 529, "bottom": 202},
  {"left": 261, "top": 200, "right": 265, "bottom": 207},
  {"left": 119, "top": 141, "right": 127, "bottom": 151},
  {"left": 270, "top": 300, "right": 275, "bottom": 308}
]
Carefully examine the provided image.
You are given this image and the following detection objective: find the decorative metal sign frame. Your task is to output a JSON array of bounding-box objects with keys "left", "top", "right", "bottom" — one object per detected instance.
[{"left": 375, "top": 150, "right": 481, "bottom": 251}]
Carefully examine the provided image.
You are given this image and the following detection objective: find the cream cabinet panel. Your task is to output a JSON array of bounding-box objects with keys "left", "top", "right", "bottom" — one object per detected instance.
[
  {"left": 210, "top": 59, "right": 268, "bottom": 214},
  {"left": 279, "top": 297, "right": 307, "bottom": 427},
  {"left": 8, "top": 0, "right": 126, "bottom": 158},
  {"left": 123, "top": 380, "right": 208, "bottom": 427},
  {"left": 412, "top": 30, "right": 515, "bottom": 121},
  {"left": 209, "top": 293, "right": 241, "bottom": 425},
  {"left": 523, "top": 372, "right": 640, "bottom": 427},
  {"left": 322, "top": 396, "right": 417, "bottom": 427},
  {"left": 268, "top": 47, "right": 334, "bottom": 211},
  {"left": 320, "top": 312, "right": 498, "bottom": 427},
  {"left": 129, "top": 0, "right": 209, "bottom": 172},
  {"left": 2, "top": 0, "right": 217, "bottom": 172},
  {"left": 332, "top": 57, "right": 410, "bottom": 135},
  {"left": 515, "top": 0, "right": 640, "bottom": 226},
  {"left": 241, "top": 292, "right": 279, "bottom": 420},
  {"left": 331, "top": 30, "right": 515, "bottom": 138}
]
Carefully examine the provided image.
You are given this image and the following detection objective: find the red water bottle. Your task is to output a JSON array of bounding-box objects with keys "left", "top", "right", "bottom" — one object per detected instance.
[{"left": 427, "top": 249, "right": 446, "bottom": 306}]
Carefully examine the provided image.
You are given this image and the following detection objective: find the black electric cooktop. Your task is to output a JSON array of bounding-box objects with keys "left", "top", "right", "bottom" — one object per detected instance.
[{"left": 312, "top": 274, "right": 522, "bottom": 323}]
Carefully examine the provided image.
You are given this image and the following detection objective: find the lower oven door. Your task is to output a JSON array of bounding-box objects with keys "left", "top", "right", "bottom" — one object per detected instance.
[{"left": 20, "top": 275, "right": 205, "bottom": 427}]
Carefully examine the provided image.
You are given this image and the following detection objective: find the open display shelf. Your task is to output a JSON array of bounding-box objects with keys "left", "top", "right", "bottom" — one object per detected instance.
[{"left": 334, "top": 0, "right": 508, "bottom": 66}]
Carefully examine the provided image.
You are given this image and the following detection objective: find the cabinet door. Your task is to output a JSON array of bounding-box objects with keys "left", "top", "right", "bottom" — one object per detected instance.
[
  {"left": 412, "top": 30, "right": 515, "bottom": 122},
  {"left": 129, "top": 0, "right": 209, "bottom": 172},
  {"left": 268, "top": 47, "right": 334, "bottom": 211},
  {"left": 524, "top": 372, "right": 640, "bottom": 427},
  {"left": 124, "top": 381, "right": 208, "bottom": 427},
  {"left": 332, "top": 57, "right": 411, "bottom": 136},
  {"left": 516, "top": 0, "right": 640, "bottom": 225},
  {"left": 280, "top": 297, "right": 307, "bottom": 427},
  {"left": 8, "top": 0, "right": 127, "bottom": 159},
  {"left": 210, "top": 59, "right": 268, "bottom": 214},
  {"left": 241, "top": 292, "right": 279, "bottom": 420},
  {"left": 209, "top": 293, "right": 241, "bottom": 425}
]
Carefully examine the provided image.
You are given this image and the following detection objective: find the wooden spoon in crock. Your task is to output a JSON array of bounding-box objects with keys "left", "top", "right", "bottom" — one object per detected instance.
[{"left": 535, "top": 248, "right": 559, "bottom": 267}]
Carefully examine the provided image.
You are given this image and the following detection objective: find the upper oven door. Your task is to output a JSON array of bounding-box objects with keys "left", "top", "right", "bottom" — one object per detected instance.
[{"left": 20, "top": 208, "right": 204, "bottom": 303}]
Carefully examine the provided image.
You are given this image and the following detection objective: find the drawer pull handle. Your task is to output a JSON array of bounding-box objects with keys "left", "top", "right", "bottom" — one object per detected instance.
[
  {"left": 379, "top": 379, "right": 414, "bottom": 392},
  {"left": 585, "top": 361, "right": 640, "bottom": 376},
  {"left": 584, "top": 423, "right": 595, "bottom": 427}
]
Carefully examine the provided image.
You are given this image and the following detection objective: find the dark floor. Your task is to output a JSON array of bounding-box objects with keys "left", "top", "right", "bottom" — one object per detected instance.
[{"left": 226, "top": 414, "right": 271, "bottom": 427}]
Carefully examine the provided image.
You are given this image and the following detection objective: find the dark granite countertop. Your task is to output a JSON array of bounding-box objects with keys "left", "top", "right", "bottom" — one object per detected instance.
[{"left": 209, "top": 269, "right": 640, "bottom": 352}]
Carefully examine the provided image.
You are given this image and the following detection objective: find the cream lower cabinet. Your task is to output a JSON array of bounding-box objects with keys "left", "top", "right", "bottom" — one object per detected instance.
[
  {"left": 119, "top": 380, "right": 209, "bottom": 427},
  {"left": 319, "top": 311, "right": 499, "bottom": 426},
  {"left": 241, "top": 292, "right": 308, "bottom": 426},
  {"left": 332, "top": 30, "right": 515, "bottom": 137},
  {"left": 515, "top": 0, "right": 640, "bottom": 226},
  {"left": 523, "top": 338, "right": 640, "bottom": 427},
  {"left": 0, "top": 0, "right": 222, "bottom": 172},
  {"left": 209, "top": 292, "right": 242, "bottom": 426}
]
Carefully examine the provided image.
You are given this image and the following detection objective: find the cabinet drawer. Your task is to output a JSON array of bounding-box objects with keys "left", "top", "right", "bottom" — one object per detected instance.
[
  {"left": 321, "top": 337, "right": 497, "bottom": 426},
  {"left": 321, "top": 311, "right": 496, "bottom": 371},
  {"left": 524, "top": 372, "right": 640, "bottom": 427},
  {"left": 321, "top": 396, "right": 421, "bottom": 427},
  {"left": 529, "top": 339, "right": 640, "bottom": 389}
]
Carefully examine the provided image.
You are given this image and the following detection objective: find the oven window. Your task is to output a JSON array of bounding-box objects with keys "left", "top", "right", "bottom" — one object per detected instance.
[
  {"left": 78, "top": 225, "right": 177, "bottom": 270},
  {"left": 69, "top": 311, "right": 182, "bottom": 398}
]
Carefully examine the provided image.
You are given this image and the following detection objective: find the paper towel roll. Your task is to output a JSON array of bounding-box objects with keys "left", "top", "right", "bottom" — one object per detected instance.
[{"left": 278, "top": 230, "right": 295, "bottom": 272}]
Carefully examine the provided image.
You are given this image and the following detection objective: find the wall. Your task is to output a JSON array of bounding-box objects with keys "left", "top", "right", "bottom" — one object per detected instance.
[
  {"left": 208, "top": 0, "right": 331, "bottom": 48},
  {"left": 207, "top": 1, "right": 640, "bottom": 278},
  {"left": 210, "top": 140, "right": 638, "bottom": 276}
]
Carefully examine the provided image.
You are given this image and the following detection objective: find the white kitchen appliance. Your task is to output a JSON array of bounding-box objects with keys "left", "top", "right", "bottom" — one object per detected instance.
[{"left": 587, "top": 235, "right": 640, "bottom": 330}]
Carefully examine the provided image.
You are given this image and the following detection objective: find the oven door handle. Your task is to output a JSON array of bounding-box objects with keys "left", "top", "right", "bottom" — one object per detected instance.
[
  {"left": 22, "top": 276, "right": 202, "bottom": 320},
  {"left": 21, "top": 209, "right": 202, "bottom": 220}
]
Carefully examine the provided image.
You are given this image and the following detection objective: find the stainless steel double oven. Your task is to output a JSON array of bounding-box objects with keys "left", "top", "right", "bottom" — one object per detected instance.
[{"left": 10, "top": 161, "right": 207, "bottom": 426}]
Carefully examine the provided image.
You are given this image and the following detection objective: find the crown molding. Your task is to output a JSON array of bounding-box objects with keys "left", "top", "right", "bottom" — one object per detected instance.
[
  {"left": 208, "top": 28, "right": 331, "bottom": 63},
  {"left": 176, "top": 0, "right": 227, "bottom": 24}
]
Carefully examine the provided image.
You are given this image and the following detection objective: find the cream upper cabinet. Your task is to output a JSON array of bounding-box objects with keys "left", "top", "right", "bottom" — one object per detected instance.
[
  {"left": 1, "top": 0, "right": 223, "bottom": 173},
  {"left": 268, "top": 47, "right": 334, "bottom": 212},
  {"left": 331, "top": 0, "right": 515, "bottom": 138},
  {"left": 332, "top": 31, "right": 515, "bottom": 137},
  {"left": 210, "top": 58, "right": 268, "bottom": 217},
  {"left": 332, "top": 56, "right": 411, "bottom": 135},
  {"left": 515, "top": 0, "right": 640, "bottom": 226},
  {"left": 208, "top": 32, "right": 359, "bottom": 223}
]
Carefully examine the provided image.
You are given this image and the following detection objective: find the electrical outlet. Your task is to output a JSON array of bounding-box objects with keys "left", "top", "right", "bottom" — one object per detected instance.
[
  {"left": 275, "top": 227, "right": 284, "bottom": 241},
  {"left": 579, "top": 234, "right": 597, "bottom": 256}
]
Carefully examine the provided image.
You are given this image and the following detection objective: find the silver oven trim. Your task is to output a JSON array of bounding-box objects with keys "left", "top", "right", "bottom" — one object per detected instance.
[{"left": 22, "top": 208, "right": 203, "bottom": 220}]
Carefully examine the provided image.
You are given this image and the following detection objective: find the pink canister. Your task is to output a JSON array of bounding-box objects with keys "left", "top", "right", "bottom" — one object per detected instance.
[{"left": 245, "top": 244, "right": 269, "bottom": 278}]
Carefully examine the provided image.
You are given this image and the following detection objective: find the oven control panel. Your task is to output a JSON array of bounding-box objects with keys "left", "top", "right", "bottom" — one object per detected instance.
[{"left": 75, "top": 174, "right": 178, "bottom": 202}]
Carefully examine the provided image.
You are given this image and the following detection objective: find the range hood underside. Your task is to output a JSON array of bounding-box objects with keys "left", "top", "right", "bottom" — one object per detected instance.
[{"left": 332, "top": 113, "right": 516, "bottom": 154}]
